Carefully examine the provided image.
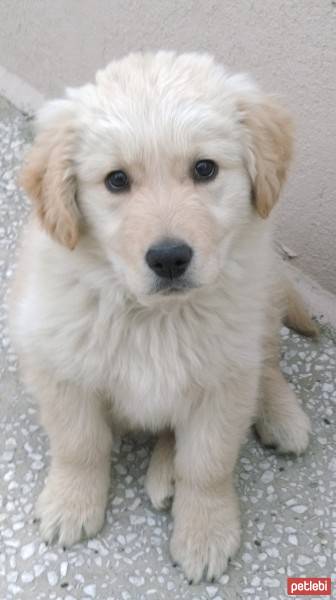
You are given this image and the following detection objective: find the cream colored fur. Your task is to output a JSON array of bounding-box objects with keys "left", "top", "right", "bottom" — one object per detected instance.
[{"left": 11, "top": 52, "right": 312, "bottom": 583}]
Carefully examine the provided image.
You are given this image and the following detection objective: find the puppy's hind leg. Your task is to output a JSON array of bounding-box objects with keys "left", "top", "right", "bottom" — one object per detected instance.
[
  {"left": 256, "top": 365, "right": 311, "bottom": 455},
  {"left": 145, "top": 431, "right": 175, "bottom": 510},
  {"left": 256, "top": 273, "right": 312, "bottom": 456}
]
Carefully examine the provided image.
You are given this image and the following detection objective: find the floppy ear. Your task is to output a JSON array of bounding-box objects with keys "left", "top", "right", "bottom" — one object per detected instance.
[
  {"left": 20, "top": 100, "right": 79, "bottom": 249},
  {"left": 240, "top": 96, "right": 293, "bottom": 218}
]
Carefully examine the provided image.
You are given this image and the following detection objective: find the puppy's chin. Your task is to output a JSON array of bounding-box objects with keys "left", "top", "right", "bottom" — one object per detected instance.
[{"left": 124, "top": 267, "right": 222, "bottom": 308}]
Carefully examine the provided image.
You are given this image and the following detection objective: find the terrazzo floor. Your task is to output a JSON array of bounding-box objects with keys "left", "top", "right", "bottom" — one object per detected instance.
[{"left": 0, "top": 97, "right": 335, "bottom": 600}]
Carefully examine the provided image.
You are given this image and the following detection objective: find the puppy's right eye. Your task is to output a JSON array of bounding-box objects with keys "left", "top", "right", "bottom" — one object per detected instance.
[
  {"left": 105, "top": 170, "right": 129, "bottom": 192},
  {"left": 193, "top": 159, "right": 218, "bottom": 182}
]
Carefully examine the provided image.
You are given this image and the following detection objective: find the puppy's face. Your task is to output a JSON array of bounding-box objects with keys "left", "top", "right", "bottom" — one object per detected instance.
[
  {"left": 76, "top": 71, "right": 251, "bottom": 300},
  {"left": 21, "top": 52, "right": 292, "bottom": 303}
]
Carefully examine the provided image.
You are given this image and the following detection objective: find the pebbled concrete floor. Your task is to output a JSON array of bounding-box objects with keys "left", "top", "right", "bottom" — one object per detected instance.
[{"left": 0, "top": 98, "right": 335, "bottom": 600}]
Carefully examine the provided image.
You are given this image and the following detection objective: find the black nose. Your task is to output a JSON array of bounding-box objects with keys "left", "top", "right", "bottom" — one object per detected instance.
[{"left": 145, "top": 239, "right": 193, "bottom": 279}]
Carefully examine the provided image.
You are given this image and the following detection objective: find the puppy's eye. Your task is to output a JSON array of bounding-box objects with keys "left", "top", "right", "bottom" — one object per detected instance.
[
  {"left": 105, "top": 170, "right": 129, "bottom": 192},
  {"left": 193, "top": 159, "right": 218, "bottom": 182}
]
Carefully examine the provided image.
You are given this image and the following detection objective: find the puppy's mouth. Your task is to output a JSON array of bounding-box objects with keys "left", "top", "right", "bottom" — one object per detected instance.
[{"left": 151, "top": 278, "right": 196, "bottom": 296}]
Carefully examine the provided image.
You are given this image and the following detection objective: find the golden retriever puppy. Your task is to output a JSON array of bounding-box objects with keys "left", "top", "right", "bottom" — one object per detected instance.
[{"left": 11, "top": 51, "right": 312, "bottom": 583}]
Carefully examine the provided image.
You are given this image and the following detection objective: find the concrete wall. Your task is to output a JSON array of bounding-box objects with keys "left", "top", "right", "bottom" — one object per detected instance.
[{"left": 0, "top": 0, "right": 335, "bottom": 292}]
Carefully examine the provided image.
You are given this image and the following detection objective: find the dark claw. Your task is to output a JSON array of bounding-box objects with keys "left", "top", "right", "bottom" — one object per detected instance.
[
  {"left": 210, "top": 577, "right": 216, "bottom": 583},
  {"left": 188, "top": 579, "right": 193, "bottom": 585},
  {"left": 172, "top": 562, "right": 178, "bottom": 568},
  {"left": 62, "top": 546, "right": 67, "bottom": 552}
]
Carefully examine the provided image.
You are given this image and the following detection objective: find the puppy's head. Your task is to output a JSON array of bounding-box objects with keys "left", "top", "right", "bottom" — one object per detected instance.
[{"left": 21, "top": 52, "right": 292, "bottom": 302}]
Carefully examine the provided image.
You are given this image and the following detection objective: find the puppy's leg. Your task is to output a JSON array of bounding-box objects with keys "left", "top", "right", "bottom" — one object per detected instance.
[
  {"left": 256, "top": 365, "right": 311, "bottom": 455},
  {"left": 34, "top": 374, "right": 112, "bottom": 546},
  {"left": 256, "top": 298, "right": 311, "bottom": 455},
  {"left": 145, "top": 431, "right": 175, "bottom": 510},
  {"left": 170, "top": 384, "right": 254, "bottom": 583}
]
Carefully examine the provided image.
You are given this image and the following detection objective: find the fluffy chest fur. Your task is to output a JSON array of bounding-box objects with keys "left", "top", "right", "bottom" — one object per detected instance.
[{"left": 14, "top": 226, "right": 269, "bottom": 431}]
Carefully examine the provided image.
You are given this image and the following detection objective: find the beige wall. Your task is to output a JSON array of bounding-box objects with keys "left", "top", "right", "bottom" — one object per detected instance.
[{"left": 1, "top": 0, "right": 336, "bottom": 292}]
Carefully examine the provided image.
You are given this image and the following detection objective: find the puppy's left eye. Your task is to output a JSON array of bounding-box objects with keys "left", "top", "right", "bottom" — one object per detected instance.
[
  {"left": 193, "top": 159, "right": 218, "bottom": 182},
  {"left": 105, "top": 170, "right": 129, "bottom": 192}
]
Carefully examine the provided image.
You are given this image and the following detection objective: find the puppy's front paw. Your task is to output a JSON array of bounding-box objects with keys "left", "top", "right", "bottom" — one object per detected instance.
[
  {"left": 36, "top": 468, "right": 109, "bottom": 546},
  {"left": 170, "top": 482, "right": 241, "bottom": 583}
]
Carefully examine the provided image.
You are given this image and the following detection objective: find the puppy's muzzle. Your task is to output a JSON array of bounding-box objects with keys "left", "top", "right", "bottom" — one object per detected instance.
[{"left": 145, "top": 239, "right": 193, "bottom": 281}]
